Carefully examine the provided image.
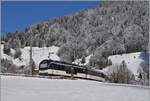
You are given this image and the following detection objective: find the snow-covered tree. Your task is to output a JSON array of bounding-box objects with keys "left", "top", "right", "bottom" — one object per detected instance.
[
  {"left": 109, "top": 61, "right": 135, "bottom": 84},
  {"left": 3, "top": 43, "right": 10, "bottom": 55},
  {"left": 81, "top": 56, "right": 86, "bottom": 64},
  {"left": 14, "top": 48, "right": 22, "bottom": 59}
]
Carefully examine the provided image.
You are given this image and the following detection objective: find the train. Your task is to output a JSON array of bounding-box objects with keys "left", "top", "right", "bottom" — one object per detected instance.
[{"left": 39, "top": 59, "right": 105, "bottom": 81}]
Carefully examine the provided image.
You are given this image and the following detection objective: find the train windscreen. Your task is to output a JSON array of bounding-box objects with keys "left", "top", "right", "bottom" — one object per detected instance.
[{"left": 39, "top": 60, "right": 48, "bottom": 69}]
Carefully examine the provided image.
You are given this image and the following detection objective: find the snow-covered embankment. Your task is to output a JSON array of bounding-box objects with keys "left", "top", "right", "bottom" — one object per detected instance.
[{"left": 1, "top": 76, "right": 149, "bottom": 101}]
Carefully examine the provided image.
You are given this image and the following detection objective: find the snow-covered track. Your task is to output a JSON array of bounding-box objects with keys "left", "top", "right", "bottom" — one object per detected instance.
[
  {"left": 0, "top": 73, "right": 66, "bottom": 79},
  {"left": 1, "top": 73, "right": 149, "bottom": 89}
]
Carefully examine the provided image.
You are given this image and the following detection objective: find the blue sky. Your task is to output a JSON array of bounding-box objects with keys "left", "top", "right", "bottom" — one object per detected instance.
[{"left": 2, "top": 1, "right": 100, "bottom": 34}]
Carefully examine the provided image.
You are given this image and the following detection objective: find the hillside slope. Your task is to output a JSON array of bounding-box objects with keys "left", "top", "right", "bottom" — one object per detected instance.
[
  {"left": 2, "top": 1, "right": 149, "bottom": 65},
  {"left": 107, "top": 52, "right": 148, "bottom": 75},
  {"left": 1, "top": 43, "right": 149, "bottom": 82},
  {"left": 1, "top": 44, "right": 60, "bottom": 69}
]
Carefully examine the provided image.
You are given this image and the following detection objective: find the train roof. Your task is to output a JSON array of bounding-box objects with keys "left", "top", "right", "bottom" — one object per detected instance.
[
  {"left": 50, "top": 62, "right": 85, "bottom": 69},
  {"left": 40, "top": 59, "right": 87, "bottom": 69}
]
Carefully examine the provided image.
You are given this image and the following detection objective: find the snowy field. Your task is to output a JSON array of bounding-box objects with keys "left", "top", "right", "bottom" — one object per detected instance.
[
  {"left": 1, "top": 76, "right": 149, "bottom": 101},
  {"left": 108, "top": 52, "right": 148, "bottom": 75},
  {"left": 101, "top": 52, "right": 149, "bottom": 78}
]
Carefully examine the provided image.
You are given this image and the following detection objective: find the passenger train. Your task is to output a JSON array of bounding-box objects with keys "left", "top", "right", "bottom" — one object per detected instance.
[{"left": 39, "top": 59, "right": 105, "bottom": 81}]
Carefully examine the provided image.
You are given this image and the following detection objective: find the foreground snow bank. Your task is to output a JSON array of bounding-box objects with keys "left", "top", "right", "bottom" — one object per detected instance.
[{"left": 1, "top": 76, "right": 149, "bottom": 101}]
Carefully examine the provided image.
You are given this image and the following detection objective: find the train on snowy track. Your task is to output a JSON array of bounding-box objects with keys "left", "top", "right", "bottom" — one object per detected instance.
[{"left": 39, "top": 59, "right": 105, "bottom": 81}]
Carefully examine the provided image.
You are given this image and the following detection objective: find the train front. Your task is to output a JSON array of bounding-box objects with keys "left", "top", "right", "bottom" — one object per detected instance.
[{"left": 39, "top": 59, "right": 52, "bottom": 75}]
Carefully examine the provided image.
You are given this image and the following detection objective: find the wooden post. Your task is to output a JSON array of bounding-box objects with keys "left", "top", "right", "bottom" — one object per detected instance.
[
  {"left": 29, "top": 29, "right": 33, "bottom": 75},
  {"left": 71, "top": 67, "right": 74, "bottom": 79},
  {"left": 29, "top": 40, "right": 33, "bottom": 75}
]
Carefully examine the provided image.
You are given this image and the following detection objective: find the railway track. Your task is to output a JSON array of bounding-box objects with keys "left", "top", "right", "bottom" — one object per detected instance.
[
  {"left": 0, "top": 73, "right": 70, "bottom": 80},
  {"left": 0, "top": 73, "right": 102, "bottom": 81}
]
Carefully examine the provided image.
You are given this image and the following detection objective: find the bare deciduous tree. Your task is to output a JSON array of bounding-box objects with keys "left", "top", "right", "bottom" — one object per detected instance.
[{"left": 108, "top": 61, "right": 135, "bottom": 84}]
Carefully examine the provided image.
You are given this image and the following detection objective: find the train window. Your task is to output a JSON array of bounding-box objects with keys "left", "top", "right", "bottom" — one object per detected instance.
[
  {"left": 77, "top": 68, "right": 84, "bottom": 73},
  {"left": 40, "top": 62, "right": 48, "bottom": 68},
  {"left": 49, "top": 64, "right": 54, "bottom": 69},
  {"left": 59, "top": 65, "right": 65, "bottom": 71},
  {"left": 49, "top": 63, "right": 65, "bottom": 71}
]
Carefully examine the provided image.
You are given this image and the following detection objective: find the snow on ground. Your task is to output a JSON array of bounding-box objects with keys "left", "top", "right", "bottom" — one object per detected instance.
[
  {"left": 21, "top": 46, "right": 60, "bottom": 68},
  {"left": 1, "top": 44, "right": 60, "bottom": 68},
  {"left": 101, "top": 52, "right": 149, "bottom": 76},
  {"left": 1, "top": 76, "right": 149, "bottom": 101},
  {"left": 1, "top": 43, "right": 149, "bottom": 74}
]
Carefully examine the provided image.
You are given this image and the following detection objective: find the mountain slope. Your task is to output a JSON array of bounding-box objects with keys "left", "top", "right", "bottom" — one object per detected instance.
[
  {"left": 1, "top": 44, "right": 60, "bottom": 69},
  {"left": 2, "top": 1, "right": 149, "bottom": 65},
  {"left": 100, "top": 52, "right": 149, "bottom": 76}
]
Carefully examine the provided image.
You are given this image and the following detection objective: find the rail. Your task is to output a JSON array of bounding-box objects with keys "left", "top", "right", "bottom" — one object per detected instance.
[{"left": 0, "top": 73, "right": 70, "bottom": 79}]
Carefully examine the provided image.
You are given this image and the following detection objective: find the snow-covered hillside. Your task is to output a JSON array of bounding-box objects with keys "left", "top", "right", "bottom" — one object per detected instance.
[
  {"left": 1, "top": 44, "right": 60, "bottom": 68},
  {"left": 102, "top": 52, "right": 149, "bottom": 77},
  {"left": 1, "top": 43, "right": 149, "bottom": 75},
  {"left": 1, "top": 76, "right": 149, "bottom": 101}
]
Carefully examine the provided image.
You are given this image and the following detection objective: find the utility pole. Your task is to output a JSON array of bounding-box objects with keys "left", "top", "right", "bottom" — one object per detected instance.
[
  {"left": 29, "top": 29, "right": 33, "bottom": 75},
  {"left": 29, "top": 43, "right": 33, "bottom": 75},
  {"left": 71, "top": 67, "right": 74, "bottom": 79}
]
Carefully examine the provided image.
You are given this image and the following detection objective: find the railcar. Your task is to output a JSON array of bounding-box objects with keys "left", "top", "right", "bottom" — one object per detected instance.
[{"left": 39, "top": 59, "right": 105, "bottom": 81}]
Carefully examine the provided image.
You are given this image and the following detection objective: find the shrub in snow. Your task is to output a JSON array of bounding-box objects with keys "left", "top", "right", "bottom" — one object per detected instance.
[
  {"left": 89, "top": 55, "right": 108, "bottom": 69},
  {"left": 107, "top": 59, "right": 112, "bottom": 66},
  {"left": 1, "top": 59, "right": 13, "bottom": 73},
  {"left": 136, "top": 61, "right": 149, "bottom": 86},
  {"left": 108, "top": 61, "right": 135, "bottom": 84},
  {"left": 58, "top": 41, "right": 86, "bottom": 63},
  {"left": 3, "top": 43, "right": 11, "bottom": 55},
  {"left": 137, "top": 71, "right": 149, "bottom": 86},
  {"left": 81, "top": 56, "right": 86, "bottom": 64},
  {"left": 1, "top": 59, "right": 18, "bottom": 73},
  {"left": 14, "top": 48, "right": 22, "bottom": 59},
  {"left": 18, "top": 65, "right": 30, "bottom": 74},
  {"left": 1, "top": 59, "right": 30, "bottom": 74},
  {"left": 140, "top": 62, "right": 149, "bottom": 80}
]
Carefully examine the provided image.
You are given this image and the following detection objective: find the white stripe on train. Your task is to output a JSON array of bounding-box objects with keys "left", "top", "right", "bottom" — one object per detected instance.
[{"left": 39, "top": 69, "right": 105, "bottom": 81}]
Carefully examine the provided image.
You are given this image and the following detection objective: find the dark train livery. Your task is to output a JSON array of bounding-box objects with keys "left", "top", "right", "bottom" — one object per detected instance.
[{"left": 39, "top": 59, "right": 105, "bottom": 81}]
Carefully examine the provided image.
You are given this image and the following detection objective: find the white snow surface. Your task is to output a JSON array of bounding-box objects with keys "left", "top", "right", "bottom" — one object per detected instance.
[
  {"left": 21, "top": 46, "right": 60, "bottom": 68},
  {"left": 101, "top": 52, "right": 146, "bottom": 76},
  {"left": 1, "top": 44, "right": 148, "bottom": 75},
  {"left": 1, "top": 44, "right": 60, "bottom": 68},
  {"left": 1, "top": 76, "right": 149, "bottom": 101}
]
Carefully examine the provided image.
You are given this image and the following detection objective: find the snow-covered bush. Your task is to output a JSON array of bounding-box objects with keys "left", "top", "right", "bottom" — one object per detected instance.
[
  {"left": 107, "top": 59, "right": 112, "bottom": 66},
  {"left": 89, "top": 55, "right": 108, "bottom": 69},
  {"left": 1, "top": 59, "right": 13, "bottom": 73},
  {"left": 81, "top": 56, "right": 86, "bottom": 64},
  {"left": 3, "top": 43, "right": 11, "bottom": 55},
  {"left": 140, "top": 62, "right": 149, "bottom": 80},
  {"left": 108, "top": 61, "right": 135, "bottom": 84},
  {"left": 14, "top": 48, "right": 22, "bottom": 59},
  {"left": 1, "top": 59, "right": 30, "bottom": 74},
  {"left": 136, "top": 61, "right": 149, "bottom": 86}
]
